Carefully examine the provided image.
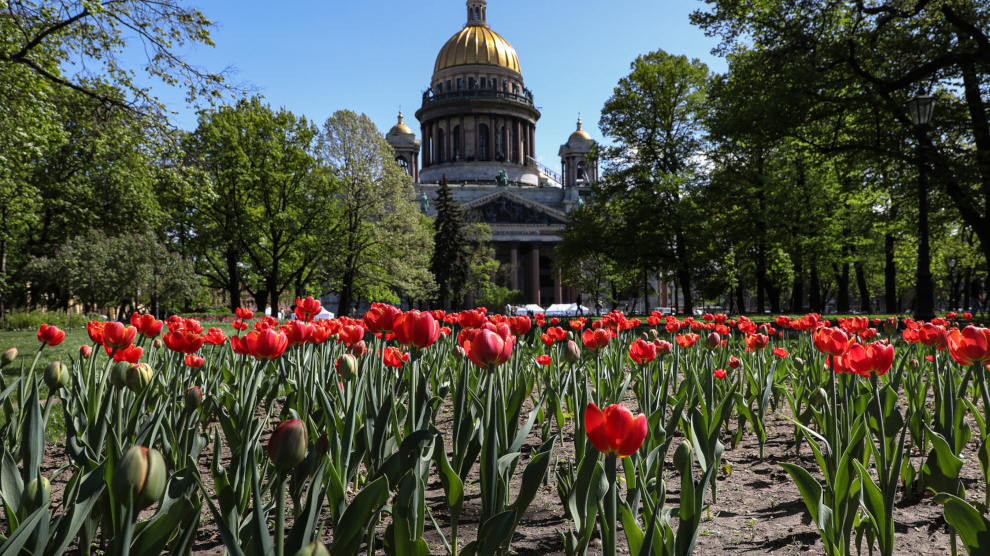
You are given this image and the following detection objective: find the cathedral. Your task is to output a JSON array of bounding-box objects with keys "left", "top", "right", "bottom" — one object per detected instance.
[{"left": 386, "top": 0, "right": 596, "bottom": 307}]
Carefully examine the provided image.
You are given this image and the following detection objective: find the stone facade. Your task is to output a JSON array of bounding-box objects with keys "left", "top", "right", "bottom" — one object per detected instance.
[{"left": 386, "top": 0, "right": 595, "bottom": 306}]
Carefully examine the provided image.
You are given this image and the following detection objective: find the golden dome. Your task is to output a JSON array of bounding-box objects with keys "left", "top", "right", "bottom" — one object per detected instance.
[
  {"left": 389, "top": 112, "right": 413, "bottom": 136},
  {"left": 568, "top": 118, "right": 592, "bottom": 144},
  {"left": 434, "top": 24, "right": 521, "bottom": 75}
]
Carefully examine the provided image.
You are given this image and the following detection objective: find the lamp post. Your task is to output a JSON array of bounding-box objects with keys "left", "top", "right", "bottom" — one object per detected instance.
[{"left": 907, "top": 88, "right": 935, "bottom": 321}]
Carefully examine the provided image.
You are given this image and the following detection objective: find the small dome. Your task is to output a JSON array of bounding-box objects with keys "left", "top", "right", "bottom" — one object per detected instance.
[
  {"left": 568, "top": 118, "right": 592, "bottom": 146},
  {"left": 389, "top": 112, "right": 413, "bottom": 136},
  {"left": 434, "top": 24, "right": 520, "bottom": 75}
]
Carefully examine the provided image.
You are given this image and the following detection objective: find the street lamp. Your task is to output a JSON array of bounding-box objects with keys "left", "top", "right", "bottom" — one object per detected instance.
[{"left": 907, "top": 88, "right": 935, "bottom": 321}]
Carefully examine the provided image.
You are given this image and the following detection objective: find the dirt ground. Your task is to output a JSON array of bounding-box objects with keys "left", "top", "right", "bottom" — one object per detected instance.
[{"left": 40, "top": 392, "right": 969, "bottom": 556}]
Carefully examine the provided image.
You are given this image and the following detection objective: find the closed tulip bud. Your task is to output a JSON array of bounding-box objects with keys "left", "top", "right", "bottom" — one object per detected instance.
[
  {"left": 268, "top": 419, "right": 308, "bottom": 472},
  {"left": 706, "top": 332, "right": 721, "bottom": 350},
  {"left": 452, "top": 345, "right": 466, "bottom": 360},
  {"left": 79, "top": 345, "right": 92, "bottom": 358},
  {"left": 563, "top": 340, "right": 581, "bottom": 363},
  {"left": 1, "top": 347, "right": 18, "bottom": 368},
  {"left": 814, "top": 388, "right": 828, "bottom": 406},
  {"left": 909, "top": 358, "right": 920, "bottom": 371},
  {"left": 153, "top": 338, "right": 163, "bottom": 349},
  {"left": 112, "top": 446, "right": 167, "bottom": 509},
  {"left": 44, "top": 361, "right": 70, "bottom": 390},
  {"left": 21, "top": 476, "right": 50, "bottom": 510},
  {"left": 794, "top": 357, "right": 805, "bottom": 369},
  {"left": 567, "top": 331, "right": 575, "bottom": 342},
  {"left": 125, "top": 363, "right": 153, "bottom": 394},
  {"left": 673, "top": 440, "right": 692, "bottom": 474},
  {"left": 648, "top": 329, "right": 658, "bottom": 341},
  {"left": 335, "top": 354, "right": 358, "bottom": 380},
  {"left": 111, "top": 361, "right": 131, "bottom": 388},
  {"left": 640, "top": 332, "right": 650, "bottom": 341},
  {"left": 350, "top": 340, "right": 367, "bottom": 357},
  {"left": 184, "top": 386, "right": 202, "bottom": 411},
  {"left": 292, "top": 541, "right": 331, "bottom": 556}
]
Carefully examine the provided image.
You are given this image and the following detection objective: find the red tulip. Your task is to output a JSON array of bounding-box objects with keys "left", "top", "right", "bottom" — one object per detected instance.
[
  {"left": 728, "top": 355, "right": 741, "bottom": 369},
  {"left": 813, "top": 327, "right": 853, "bottom": 356},
  {"left": 230, "top": 335, "right": 251, "bottom": 356},
  {"left": 162, "top": 330, "right": 206, "bottom": 354},
  {"left": 628, "top": 338, "right": 657, "bottom": 365},
  {"left": 744, "top": 333, "right": 769, "bottom": 351},
  {"left": 394, "top": 310, "right": 440, "bottom": 349},
  {"left": 582, "top": 329, "right": 610, "bottom": 350},
  {"left": 282, "top": 320, "right": 314, "bottom": 347},
  {"left": 86, "top": 321, "right": 106, "bottom": 344},
  {"left": 382, "top": 346, "right": 409, "bottom": 368},
  {"left": 37, "top": 324, "right": 66, "bottom": 347},
  {"left": 464, "top": 327, "right": 514, "bottom": 369},
  {"left": 675, "top": 333, "right": 699, "bottom": 348},
  {"left": 103, "top": 322, "right": 137, "bottom": 349},
  {"left": 130, "top": 313, "right": 163, "bottom": 339},
  {"left": 338, "top": 325, "right": 365, "bottom": 346},
  {"left": 536, "top": 354, "right": 552, "bottom": 366},
  {"left": 246, "top": 329, "right": 288, "bottom": 360},
  {"left": 235, "top": 307, "right": 255, "bottom": 320},
  {"left": 713, "top": 369, "right": 727, "bottom": 379},
  {"left": 79, "top": 345, "right": 93, "bottom": 358},
  {"left": 585, "top": 402, "right": 648, "bottom": 458},
  {"left": 105, "top": 344, "right": 143, "bottom": 363},
  {"left": 184, "top": 354, "right": 205, "bottom": 368},
  {"left": 458, "top": 309, "right": 487, "bottom": 329},
  {"left": 918, "top": 323, "right": 948, "bottom": 350},
  {"left": 653, "top": 339, "right": 673, "bottom": 356},
  {"left": 203, "top": 328, "right": 229, "bottom": 345},
  {"left": 841, "top": 316, "right": 870, "bottom": 334},
  {"left": 364, "top": 303, "right": 401, "bottom": 334},
  {"left": 295, "top": 296, "right": 323, "bottom": 322},
  {"left": 947, "top": 326, "right": 990, "bottom": 366},
  {"left": 350, "top": 340, "right": 368, "bottom": 357},
  {"left": 902, "top": 327, "right": 920, "bottom": 343},
  {"left": 772, "top": 347, "right": 789, "bottom": 358},
  {"left": 845, "top": 342, "right": 895, "bottom": 377},
  {"left": 509, "top": 315, "right": 532, "bottom": 336}
]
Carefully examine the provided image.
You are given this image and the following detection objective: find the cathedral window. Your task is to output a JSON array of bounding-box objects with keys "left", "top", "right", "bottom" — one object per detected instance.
[
  {"left": 468, "top": 77, "right": 474, "bottom": 90},
  {"left": 502, "top": 79, "right": 508, "bottom": 91},
  {"left": 397, "top": 156, "right": 410, "bottom": 173},
  {"left": 479, "top": 77, "right": 486, "bottom": 90},
  {"left": 437, "top": 129, "right": 446, "bottom": 163},
  {"left": 479, "top": 124, "right": 489, "bottom": 160},
  {"left": 457, "top": 78, "right": 463, "bottom": 90},
  {"left": 446, "top": 80, "right": 452, "bottom": 92},
  {"left": 453, "top": 126, "right": 461, "bottom": 161}
]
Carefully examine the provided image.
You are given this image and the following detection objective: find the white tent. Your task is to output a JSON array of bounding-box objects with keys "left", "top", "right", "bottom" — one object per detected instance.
[
  {"left": 515, "top": 304, "right": 545, "bottom": 316},
  {"left": 545, "top": 304, "right": 571, "bottom": 317}
]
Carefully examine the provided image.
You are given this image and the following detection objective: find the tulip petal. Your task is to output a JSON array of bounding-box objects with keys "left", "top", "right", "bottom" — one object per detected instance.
[{"left": 585, "top": 403, "right": 610, "bottom": 455}]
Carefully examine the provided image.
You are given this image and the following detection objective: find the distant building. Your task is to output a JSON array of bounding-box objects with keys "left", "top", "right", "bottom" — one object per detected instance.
[{"left": 386, "top": 0, "right": 596, "bottom": 306}]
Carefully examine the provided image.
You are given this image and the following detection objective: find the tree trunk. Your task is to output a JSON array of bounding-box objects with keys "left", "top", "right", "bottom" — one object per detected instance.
[
  {"left": 755, "top": 247, "right": 766, "bottom": 315},
  {"left": 810, "top": 263, "right": 822, "bottom": 313},
  {"left": 963, "top": 268, "right": 972, "bottom": 313},
  {"left": 675, "top": 231, "right": 692, "bottom": 315},
  {"left": 884, "top": 233, "right": 897, "bottom": 314},
  {"left": 338, "top": 270, "right": 354, "bottom": 318},
  {"left": 790, "top": 253, "right": 804, "bottom": 313},
  {"left": 735, "top": 277, "right": 746, "bottom": 315},
  {"left": 836, "top": 262, "right": 850, "bottom": 313},
  {"left": 855, "top": 260, "right": 870, "bottom": 313},
  {"left": 226, "top": 248, "right": 242, "bottom": 312},
  {"left": 268, "top": 255, "right": 280, "bottom": 318}
]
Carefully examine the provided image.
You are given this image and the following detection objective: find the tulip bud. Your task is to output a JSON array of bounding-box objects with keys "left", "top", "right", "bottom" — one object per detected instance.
[
  {"left": 184, "top": 386, "right": 202, "bottom": 411},
  {"left": 350, "top": 340, "right": 367, "bottom": 357},
  {"left": 793, "top": 357, "right": 805, "bottom": 370},
  {"left": 883, "top": 317, "right": 898, "bottom": 335},
  {"left": 125, "top": 363, "right": 153, "bottom": 394},
  {"left": 648, "top": 329, "right": 659, "bottom": 341},
  {"left": 640, "top": 332, "right": 650, "bottom": 341},
  {"left": 268, "top": 419, "right": 308, "bottom": 472},
  {"left": 706, "top": 332, "right": 720, "bottom": 350},
  {"left": 452, "top": 345, "right": 466, "bottom": 360},
  {"left": 814, "top": 388, "right": 828, "bottom": 406},
  {"left": 79, "top": 345, "right": 92, "bottom": 358},
  {"left": 111, "top": 361, "right": 131, "bottom": 388},
  {"left": 909, "top": 358, "right": 920, "bottom": 371},
  {"left": 315, "top": 434, "right": 329, "bottom": 458},
  {"left": 567, "top": 331, "right": 575, "bottom": 342},
  {"left": 44, "top": 361, "right": 70, "bottom": 390},
  {"left": 673, "top": 440, "right": 692, "bottom": 474},
  {"left": 292, "top": 540, "right": 331, "bottom": 556},
  {"left": 562, "top": 340, "right": 581, "bottom": 363},
  {"left": 111, "top": 446, "right": 167, "bottom": 509},
  {"left": 0, "top": 347, "right": 16, "bottom": 368},
  {"left": 335, "top": 354, "right": 358, "bottom": 380},
  {"left": 654, "top": 340, "right": 673, "bottom": 356},
  {"left": 153, "top": 338, "right": 163, "bottom": 349},
  {"left": 21, "top": 476, "right": 51, "bottom": 510}
]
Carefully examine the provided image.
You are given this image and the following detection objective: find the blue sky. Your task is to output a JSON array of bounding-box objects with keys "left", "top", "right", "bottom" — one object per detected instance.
[{"left": 155, "top": 0, "right": 727, "bottom": 169}]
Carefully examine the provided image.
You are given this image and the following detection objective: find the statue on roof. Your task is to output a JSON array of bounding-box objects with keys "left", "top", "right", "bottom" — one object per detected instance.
[
  {"left": 419, "top": 191, "right": 429, "bottom": 214},
  {"left": 496, "top": 170, "right": 509, "bottom": 186}
]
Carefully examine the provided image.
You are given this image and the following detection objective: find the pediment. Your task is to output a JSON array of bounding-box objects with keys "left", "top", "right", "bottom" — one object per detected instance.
[{"left": 462, "top": 191, "right": 568, "bottom": 226}]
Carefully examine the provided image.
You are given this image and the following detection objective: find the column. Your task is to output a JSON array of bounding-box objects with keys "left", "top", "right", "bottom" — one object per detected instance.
[
  {"left": 530, "top": 124, "right": 536, "bottom": 161},
  {"left": 554, "top": 268, "right": 563, "bottom": 304},
  {"left": 510, "top": 243, "right": 519, "bottom": 291},
  {"left": 422, "top": 123, "right": 430, "bottom": 167},
  {"left": 529, "top": 243, "right": 540, "bottom": 305},
  {"left": 473, "top": 115, "right": 479, "bottom": 159},
  {"left": 445, "top": 117, "right": 451, "bottom": 163}
]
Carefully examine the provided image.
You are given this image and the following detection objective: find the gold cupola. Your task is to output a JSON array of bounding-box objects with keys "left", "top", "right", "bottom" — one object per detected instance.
[{"left": 433, "top": 0, "right": 521, "bottom": 75}]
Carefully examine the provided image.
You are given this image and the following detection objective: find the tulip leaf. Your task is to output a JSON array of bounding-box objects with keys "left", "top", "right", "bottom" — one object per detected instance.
[
  {"left": 922, "top": 427, "right": 964, "bottom": 495},
  {"left": 934, "top": 493, "right": 990, "bottom": 555},
  {"left": 780, "top": 462, "right": 833, "bottom": 540},
  {"left": 286, "top": 460, "right": 329, "bottom": 556},
  {"left": 619, "top": 501, "right": 644, "bottom": 556},
  {"left": 130, "top": 495, "right": 200, "bottom": 556},
  {"left": 0, "top": 446, "right": 23, "bottom": 524},
  {"left": 0, "top": 504, "right": 47, "bottom": 556},
  {"left": 21, "top": 379, "right": 43, "bottom": 486},
  {"left": 329, "top": 475, "right": 389, "bottom": 556},
  {"left": 44, "top": 462, "right": 106, "bottom": 556},
  {"left": 431, "top": 431, "right": 463, "bottom": 533},
  {"left": 852, "top": 459, "right": 885, "bottom": 543},
  {"left": 508, "top": 397, "right": 544, "bottom": 454}
]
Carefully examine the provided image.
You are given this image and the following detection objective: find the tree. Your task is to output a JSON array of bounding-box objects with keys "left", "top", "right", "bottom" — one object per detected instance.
[
  {"left": 316, "top": 110, "right": 435, "bottom": 314},
  {"left": 431, "top": 175, "right": 471, "bottom": 307},
  {"left": 594, "top": 50, "right": 712, "bottom": 314},
  {"left": 0, "top": 0, "right": 229, "bottom": 111},
  {"left": 182, "top": 97, "right": 337, "bottom": 312}
]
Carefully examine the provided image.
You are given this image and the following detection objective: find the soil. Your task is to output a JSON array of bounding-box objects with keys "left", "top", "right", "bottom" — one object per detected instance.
[{"left": 39, "top": 389, "right": 971, "bottom": 556}]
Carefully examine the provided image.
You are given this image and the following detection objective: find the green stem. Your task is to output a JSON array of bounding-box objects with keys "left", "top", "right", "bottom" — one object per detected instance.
[
  {"left": 115, "top": 493, "right": 136, "bottom": 556},
  {"left": 604, "top": 454, "right": 617, "bottom": 556},
  {"left": 275, "top": 472, "right": 288, "bottom": 556}
]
